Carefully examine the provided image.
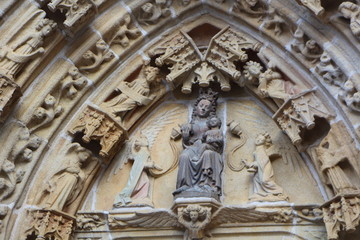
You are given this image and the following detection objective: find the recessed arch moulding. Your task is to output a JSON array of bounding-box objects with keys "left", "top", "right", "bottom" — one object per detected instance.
[{"left": 0, "top": 1, "right": 359, "bottom": 240}]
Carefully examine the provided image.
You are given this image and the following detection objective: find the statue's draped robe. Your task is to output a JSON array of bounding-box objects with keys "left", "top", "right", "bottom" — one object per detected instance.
[
  {"left": 251, "top": 146, "right": 284, "bottom": 199},
  {"left": 43, "top": 159, "right": 85, "bottom": 210},
  {"left": 176, "top": 120, "right": 223, "bottom": 194},
  {"left": 102, "top": 80, "right": 150, "bottom": 117}
]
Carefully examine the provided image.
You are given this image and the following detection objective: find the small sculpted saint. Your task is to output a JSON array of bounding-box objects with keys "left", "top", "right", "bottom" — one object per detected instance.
[
  {"left": 243, "top": 133, "right": 288, "bottom": 202},
  {"left": 37, "top": 143, "right": 92, "bottom": 211}
]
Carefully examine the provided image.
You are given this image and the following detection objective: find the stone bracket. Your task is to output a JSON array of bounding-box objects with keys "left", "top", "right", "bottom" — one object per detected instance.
[
  {"left": 273, "top": 88, "right": 333, "bottom": 147},
  {"left": 322, "top": 192, "right": 360, "bottom": 240},
  {"left": 23, "top": 209, "right": 75, "bottom": 240},
  {"left": 68, "top": 105, "right": 128, "bottom": 160}
]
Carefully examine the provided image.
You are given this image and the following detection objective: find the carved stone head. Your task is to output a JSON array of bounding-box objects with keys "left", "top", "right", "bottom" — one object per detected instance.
[
  {"left": 74, "top": 145, "right": 92, "bottom": 164},
  {"left": 207, "top": 116, "right": 221, "bottom": 129},
  {"left": 144, "top": 66, "right": 160, "bottom": 84},
  {"left": 255, "top": 132, "right": 272, "bottom": 146},
  {"left": 245, "top": 0, "right": 258, "bottom": 7},
  {"left": 191, "top": 88, "right": 218, "bottom": 121},
  {"left": 142, "top": 3, "right": 154, "bottom": 14},
  {"left": 196, "top": 99, "right": 212, "bottom": 118}
]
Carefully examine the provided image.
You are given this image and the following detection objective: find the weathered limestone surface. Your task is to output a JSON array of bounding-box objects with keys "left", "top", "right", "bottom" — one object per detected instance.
[{"left": 0, "top": 1, "right": 360, "bottom": 240}]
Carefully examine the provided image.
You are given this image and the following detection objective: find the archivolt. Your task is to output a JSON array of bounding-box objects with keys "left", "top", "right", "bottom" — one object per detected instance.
[{"left": 1, "top": 1, "right": 360, "bottom": 239}]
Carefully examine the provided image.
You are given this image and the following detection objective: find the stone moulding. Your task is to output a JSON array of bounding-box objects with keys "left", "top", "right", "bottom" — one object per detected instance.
[{"left": 73, "top": 202, "right": 324, "bottom": 239}]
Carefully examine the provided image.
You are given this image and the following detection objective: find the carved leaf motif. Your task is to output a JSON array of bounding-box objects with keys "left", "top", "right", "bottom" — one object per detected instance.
[{"left": 109, "top": 210, "right": 182, "bottom": 229}]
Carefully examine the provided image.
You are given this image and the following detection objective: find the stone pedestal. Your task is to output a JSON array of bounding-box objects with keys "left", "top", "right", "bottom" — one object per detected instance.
[{"left": 23, "top": 209, "right": 75, "bottom": 240}]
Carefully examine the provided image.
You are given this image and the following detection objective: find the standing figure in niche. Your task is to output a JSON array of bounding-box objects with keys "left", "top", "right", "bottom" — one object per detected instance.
[
  {"left": 0, "top": 18, "right": 56, "bottom": 79},
  {"left": 100, "top": 64, "right": 161, "bottom": 122},
  {"left": 243, "top": 132, "right": 288, "bottom": 202},
  {"left": 173, "top": 89, "right": 224, "bottom": 198},
  {"left": 37, "top": 143, "right": 93, "bottom": 211},
  {"left": 113, "top": 133, "right": 162, "bottom": 208}
]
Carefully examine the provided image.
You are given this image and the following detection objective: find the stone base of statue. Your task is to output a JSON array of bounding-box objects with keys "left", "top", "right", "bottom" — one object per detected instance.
[
  {"left": 249, "top": 193, "right": 289, "bottom": 202},
  {"left": 23, "top": 208, "right": 75, "bottom": 240},
  {"left": 173, "top": 185, "right": 221, "bottom": 201}
]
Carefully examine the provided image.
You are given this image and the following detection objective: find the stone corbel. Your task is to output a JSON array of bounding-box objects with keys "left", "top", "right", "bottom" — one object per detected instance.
[
  {"left": 295, "top": 0, "right": 325, "bottom": 17},
  {"left": 23, "top": 209, "right": 75, "bottom": 240},
  {"left": 149, "top": 31, "right": 201, "bottom": 88},
  {"left": 68, "top": 105, "right": 128, "bottom": 160},
  {"left": 47, "top": 0, "right": 100, "bottom": 35},
  {"left": 172, "top": 198, "right": 220, "bottom": 240},
  {"left": 206, "top": 27, "right": 262, "bottom": 84},
  {"left": 151, "top": 27, "right": 262, "bottom": 93},
  {"left": 273, "top": 88, "right": 333, "bottom": 147},
  {"left": 322, "top": 193, "right": 360, "bottom": 240}
]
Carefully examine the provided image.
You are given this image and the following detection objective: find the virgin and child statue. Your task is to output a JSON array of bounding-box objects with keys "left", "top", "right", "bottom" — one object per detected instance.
[{"left": 173, "top": 89, "right": 224, "bottom": 199}]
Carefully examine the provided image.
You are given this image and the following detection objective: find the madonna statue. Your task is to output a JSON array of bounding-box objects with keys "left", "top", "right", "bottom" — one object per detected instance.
[{"left": 173, "top": 88, "right": 224, "bottom": 199}]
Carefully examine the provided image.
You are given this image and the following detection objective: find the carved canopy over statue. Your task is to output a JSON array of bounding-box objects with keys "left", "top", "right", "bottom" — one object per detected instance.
[{"left": 173, "top": 88, "right": 224, "bottom": 199}]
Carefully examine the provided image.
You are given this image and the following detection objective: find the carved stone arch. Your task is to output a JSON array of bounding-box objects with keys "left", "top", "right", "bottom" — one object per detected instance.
[{"left": 0, "top": 1, "right": 360, "bottom": 240}]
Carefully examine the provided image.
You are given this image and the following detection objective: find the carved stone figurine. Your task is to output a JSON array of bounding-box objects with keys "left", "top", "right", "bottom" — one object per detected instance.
[
  {"left": 37, "top": 143, "right": 93, "bottom": 211},
  {"left": 0, "top": 18, "right": 56, "bottom": 79},
  {"left": 137, "top": 0, "right": 171, "bottom": 25},
  {"left": 339, "top": 2, "right": 360, "bottom": 39},
  {"left": 339, "top": 80, "right": 360, "bottom": 112},
  {"left": 100, "top": 64, "right": 161, "bottom": 122},
  {"left": 243, "top": 133, "right": 288, "bottom": 202},
  {"left": 178, "top": 204, "right": 212, "bottom": 240},
  {"left": 173, "top": 88, "right": 224, "bottom": 199},
  {"left": 113, "top": 133, "right": 162, "bottom": 208},
  {"left": 233, "top": 0, "right": 267, "bottom": 17}
]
